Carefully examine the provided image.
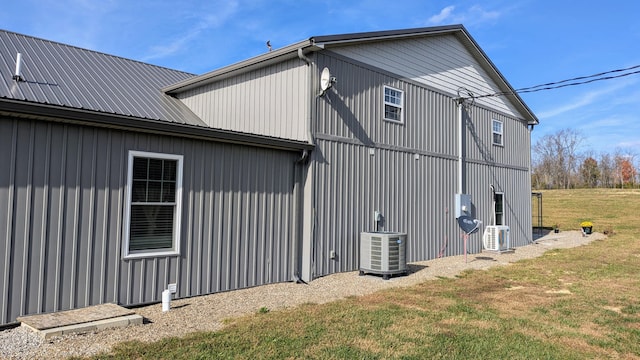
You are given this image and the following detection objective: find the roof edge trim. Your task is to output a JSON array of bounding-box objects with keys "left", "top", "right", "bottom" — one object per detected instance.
[
  {"left": 0, "top": 99, "right": 315, "bottom": 151},
  {"left": 452, "top": 29, "right": 539, "bottom": 125},
  {"left": 310, "top": 24, "right": 465, "bottom": 45},
  {"left": 164, "top": 39, "right": 315, "bottom": 94}
]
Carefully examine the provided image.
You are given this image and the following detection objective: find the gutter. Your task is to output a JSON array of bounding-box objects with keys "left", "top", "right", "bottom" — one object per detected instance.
[
  {"left": 164, "top": 40, "right": 319, "bottom": 94},
  {"left": 0, "top": 99, "right": 315, "bottom": 152},
  {"left": 290, "top": 48, "right": 316, "bottom": 283}
]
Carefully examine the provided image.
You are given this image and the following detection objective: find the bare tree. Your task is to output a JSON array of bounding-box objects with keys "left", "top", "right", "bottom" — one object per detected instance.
[
  {"left": 598, "top": 153, "right": 615, "bottom": 188},
  {"left": 533, "top": 128, "right": 584, "bottom": 189}
]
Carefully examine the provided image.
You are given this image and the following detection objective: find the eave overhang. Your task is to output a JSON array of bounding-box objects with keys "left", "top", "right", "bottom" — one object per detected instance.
[
  {"left": 0, "top": 98, "right": 315, "bottom": 152},
  {"left": 163, "top": 40, "right": 322, "bottom": 94}
]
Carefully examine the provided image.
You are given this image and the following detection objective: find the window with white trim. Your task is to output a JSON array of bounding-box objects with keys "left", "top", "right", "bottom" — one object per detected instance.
[
  {"left": 384, "top": 86, "right": 404, "bottom": 123},
  {"left": 124, "top": 151, "right": 183, "bottom": 258},
  {"left": 492, "top": 119, "right": 504, "bottom": 146}
]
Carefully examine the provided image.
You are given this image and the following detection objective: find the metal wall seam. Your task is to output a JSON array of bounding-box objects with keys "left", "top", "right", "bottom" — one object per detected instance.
[{"left": 1, "top": 120, "right": 17, "bottom": 323}]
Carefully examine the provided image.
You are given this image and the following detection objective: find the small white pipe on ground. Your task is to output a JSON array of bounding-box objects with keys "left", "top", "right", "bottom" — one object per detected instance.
[{"left": 162, "top": 289, "right": 171, "bottom": 312}]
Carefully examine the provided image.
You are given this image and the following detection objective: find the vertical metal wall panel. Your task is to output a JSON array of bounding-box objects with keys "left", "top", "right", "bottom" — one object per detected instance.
[
  {"left": 0, "top": 116, "right": 297, "bottom": 325},
  {"left": 464, "top": 106, "right": 531, "bottom": 169},
  {"left": 462, "top": 104, "right": 533, "bottom": 249},
  {"left": 177, "top": 58, "right": 309, "bottom": 142},
  {"left": 314, "top": 52, "right": 458, "bottom": 157},
  {"left": 311, "top": 52, "right": 533, "bottom": 278},
  {"left": 465, "top": 162, "right": 533, "bottom": 247},
  {"left": 313, "top": 139, "right": 461, "bottom": 277},
  {"left": 329, "top": 34, "right": 520, "bottom": 118}
]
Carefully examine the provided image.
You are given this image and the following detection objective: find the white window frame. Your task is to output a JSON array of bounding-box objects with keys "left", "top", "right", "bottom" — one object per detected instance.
[
  {"left": 123, "top": 150, "right": 183, "bottom": 259},
  {"left": 492, "top": 119, "right": 504, "bottom": 146},
  {"left": 383, "top": 85, "right": 404, "bottom": 124}
]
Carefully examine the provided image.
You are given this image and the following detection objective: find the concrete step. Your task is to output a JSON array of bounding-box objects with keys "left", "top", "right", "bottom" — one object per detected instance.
[{"left": 17, "top": 303, "right": 143, "bottom": 339}]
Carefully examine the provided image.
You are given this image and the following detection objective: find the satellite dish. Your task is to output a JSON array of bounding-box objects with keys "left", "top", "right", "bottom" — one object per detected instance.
[
  {"left": 320, "top": 67, "right": 335, "bottom": 92},
  {"left": 457, "top": 215, "right": 481, "bottom": 235}
]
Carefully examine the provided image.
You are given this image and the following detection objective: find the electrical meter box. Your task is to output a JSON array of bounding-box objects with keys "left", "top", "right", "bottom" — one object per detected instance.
[{"left": 455, "top": 193, "right": 472, "bottom": 219}]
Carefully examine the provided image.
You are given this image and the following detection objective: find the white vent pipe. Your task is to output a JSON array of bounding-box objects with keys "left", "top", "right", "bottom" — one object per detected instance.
[
  {"left": 13, "top": 53, "right": 23, "bottom": 81},
  {"left": 162, "top": 289, "right": 171, "bottom": 311}
]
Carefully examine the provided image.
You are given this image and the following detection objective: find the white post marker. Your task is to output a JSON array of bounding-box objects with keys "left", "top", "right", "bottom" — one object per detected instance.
[{"left": 162, "top": 289, "right": 171, "bottom": 312}]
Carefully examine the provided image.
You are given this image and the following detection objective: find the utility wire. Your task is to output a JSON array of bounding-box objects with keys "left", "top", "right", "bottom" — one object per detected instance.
[
  {"left": 465, "top": 64, "right": 640, "bottom": 100},
  {"left": 516, "top": 63, "right": 640, "bottom": 92}
]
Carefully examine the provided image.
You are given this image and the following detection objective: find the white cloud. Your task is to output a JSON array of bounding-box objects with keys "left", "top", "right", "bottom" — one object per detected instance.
[
  {"left": 617, "top": 139, "right": 640, "bottom": 150},
  {"left": 468, "top": 5, "right": 501, "bottom": 22},
  {"left": 142, "top": 1, "right": 239, "bottom": 61},
  {"left": 536, "top": 81, "right": 631, "bottom": 119},
  {"left": 428, "top": 5, "right": 456, "bottom": 24},
  {"left": 585, "top": 116, "right": 625, "bottom": 129},
  {"left": 426, "top": 4, "right": 501, "bottom": 26}
]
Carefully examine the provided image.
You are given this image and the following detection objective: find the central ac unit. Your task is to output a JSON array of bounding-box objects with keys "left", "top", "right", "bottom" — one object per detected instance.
[
  {"left": 359, "top": 232, "right": 407, "bottom": 280},
  {"left": 482, "top": 226, "right": 510, "bottom": 252}
]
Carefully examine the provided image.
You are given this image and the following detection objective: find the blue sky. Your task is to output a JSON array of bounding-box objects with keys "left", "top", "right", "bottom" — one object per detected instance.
[{"left": 2, "top": 0, "right": 639, "bottom": 156}]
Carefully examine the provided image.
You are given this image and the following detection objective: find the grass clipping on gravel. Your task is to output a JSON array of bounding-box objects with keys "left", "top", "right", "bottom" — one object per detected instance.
[{"left": 91, "top": 189, "right": 640, "bottom": 360}]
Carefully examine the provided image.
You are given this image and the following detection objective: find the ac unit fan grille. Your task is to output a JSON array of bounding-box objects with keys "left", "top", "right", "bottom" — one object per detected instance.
[
  {"left": 370, "top": 237, "right": 382, "bottom": 270},
  {"left": 387, "top": 238, "right": 400, "bottom": 270}
]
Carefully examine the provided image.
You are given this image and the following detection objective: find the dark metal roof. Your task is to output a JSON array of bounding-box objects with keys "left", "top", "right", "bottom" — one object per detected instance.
[
  {"left": 309, "top": 24, "right": 466, "bottom": 44},
  {"left": 0, "top": 29, "right": 206, "bottom": 127}
]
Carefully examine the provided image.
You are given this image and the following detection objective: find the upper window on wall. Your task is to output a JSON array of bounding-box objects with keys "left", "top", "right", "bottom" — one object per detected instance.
[
  {"left": 492, "top": 119, "right": 504, "bottom": 146},
  {"left": 384, "top": 86, "right": 404, "bottom": 123},
  {"left": 124, "top": 151, "right": 183, "bottom": 258}
]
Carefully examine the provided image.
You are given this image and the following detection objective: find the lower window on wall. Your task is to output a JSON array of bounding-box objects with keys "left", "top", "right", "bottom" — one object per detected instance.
[
  {"left": 124, "top": 151, "right": 183, "bottom": 258},
  {"left": 494, "top": 192, "right": 504, "bottom": 225}
]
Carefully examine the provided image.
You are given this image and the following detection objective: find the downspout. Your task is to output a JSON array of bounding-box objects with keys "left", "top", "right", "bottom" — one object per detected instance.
[
  {"left": 292, "top": 150, "right": 308, "bottom": 283},
  {"left": 291, "top": 48, "right": 315, "bottom": 283},
  {"left": 456, "top": 98, "right": 464, "bottom": 195},
  {"left": 297, "top": 48, "right": 315, "bottom": 145}
]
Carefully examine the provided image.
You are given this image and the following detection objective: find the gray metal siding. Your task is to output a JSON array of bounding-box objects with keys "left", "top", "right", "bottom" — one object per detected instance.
[
  {"left": 315, "top": 52, "right": 458, "bottom": 156},
  {"left": 464, "top": 106, "right": 531, "bottom": 169},
  {"left": 329, "top": 34, "right": 520, "bottom": 118},
  {"left": 313, "top": 140, "right": 460, "bottom": 276},
  {"left": 177, "top": 58, "right": 309, "bottom": 141},
  {"left": 0, "top": 116, "right": 296, "bottom": 325},
  {"left": 311, "top": 53, "right": 532, "bottom": 278},
  {"left": 466, "top": 162, "right": 532, "bottom": 247}
]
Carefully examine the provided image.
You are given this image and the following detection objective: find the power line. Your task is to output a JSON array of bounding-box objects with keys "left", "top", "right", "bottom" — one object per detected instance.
[
  {"left": 516, "top": 64, "right": 640, "bottom": 92},
  {"left": 466, "top": 64, "right": 640, "bottom": 100}
]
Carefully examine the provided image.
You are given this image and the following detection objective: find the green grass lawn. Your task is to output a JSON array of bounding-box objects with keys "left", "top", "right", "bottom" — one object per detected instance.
[{"left": 87, "top": 189, "right": 640, "bottom": 359}]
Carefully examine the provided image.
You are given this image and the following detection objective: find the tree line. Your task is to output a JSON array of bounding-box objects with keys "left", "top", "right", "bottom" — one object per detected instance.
[{"left": 532, "top": 128, "right": 638, "bottom": 189}]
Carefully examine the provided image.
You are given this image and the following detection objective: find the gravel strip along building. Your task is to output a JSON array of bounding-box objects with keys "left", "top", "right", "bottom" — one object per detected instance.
[{"left": 0, "top": 231, "right": 603, "bottom": 359}]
